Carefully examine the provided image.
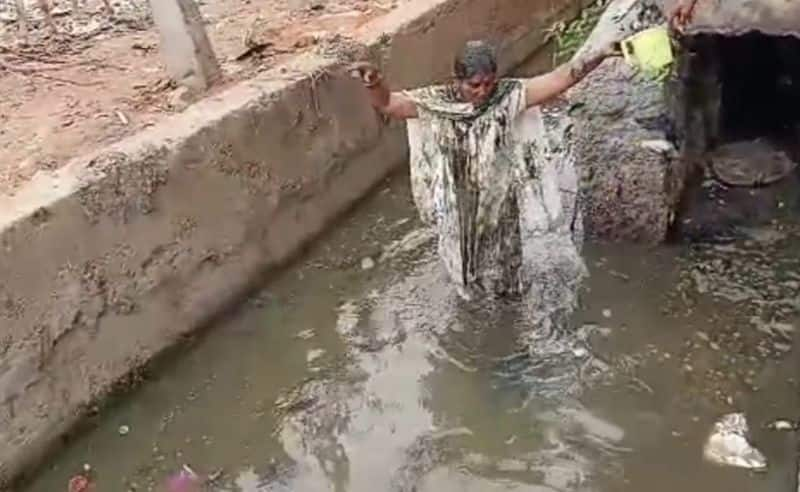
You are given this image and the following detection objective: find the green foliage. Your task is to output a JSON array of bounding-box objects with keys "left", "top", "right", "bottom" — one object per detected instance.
[{"left": 546, "top": 1, "right": 608, "bottom": 65}]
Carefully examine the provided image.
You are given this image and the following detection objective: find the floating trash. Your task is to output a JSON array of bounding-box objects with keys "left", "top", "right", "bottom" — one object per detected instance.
[
  {"left": 167, "top": 465, "right": 201, "bottom": 492},
  {"left": 295, "top": 329, "right": 315, "bottom": 340},
  {"left": 703, "top": 413, "right": 767, "bottom": 470},
  {"left": 118, "top": 425, "right": 130, "bottom": 436},
  {"left": 68, "top": 474, "right": 92, "bottom": 492},
  {"left": 572, "top": 346, "right": 589, "bottom": 357},
  {"left": 306, "top": 348, "right": 326, "bottom": 364},
  {"left": 766, "top": 419, "right": 797, "bottom": 431},
  {"left": 68, "top": 463, "right": 95, "bottom": 492},
  {"left": 361, "top": 256, "right": 376, "bottom": 270}
]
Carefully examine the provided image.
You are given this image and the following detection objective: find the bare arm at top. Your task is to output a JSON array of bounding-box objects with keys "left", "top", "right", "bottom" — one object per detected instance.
[
  {"left": 349, "top": 63, "right": 419, "bottom": 120},
  {"left": 523, "top": 43, "right": 620, "bottom": 107}
]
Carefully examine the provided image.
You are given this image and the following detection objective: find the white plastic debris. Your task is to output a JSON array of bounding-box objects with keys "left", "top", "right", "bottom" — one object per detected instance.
[
  {"left": 766, "top": 419, "right": 797, "bottom": 431},
  {"left": 572, "top": 346, "right": 588, "bottom": 357},
  {"left": 306, "top": 348, "right": 325, "bottom": 364},
  {"left": 360, "top": 257, "right": 376, "bottom": 270},
  {"left": 703, "top": 413, "right": 767, "bottom": 470}
]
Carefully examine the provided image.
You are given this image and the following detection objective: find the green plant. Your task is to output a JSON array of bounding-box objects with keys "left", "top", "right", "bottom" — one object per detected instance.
[{"left": 546, "top": 0, "right": 608, "bottom": 65}]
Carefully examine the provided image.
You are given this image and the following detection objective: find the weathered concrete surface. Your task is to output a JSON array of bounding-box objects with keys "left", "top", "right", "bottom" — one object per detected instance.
[
  {"left": 149, "top": 0, "right": 221, "bottom": 91},
  {"left": 564, "top": 0, "right": 687, "bottom": 243},
  {"left": 0, "top": 0, "right": 591, "bottom": 486},
  {"left": 659, "top": 0, "right": 800, "bottom": 38}
]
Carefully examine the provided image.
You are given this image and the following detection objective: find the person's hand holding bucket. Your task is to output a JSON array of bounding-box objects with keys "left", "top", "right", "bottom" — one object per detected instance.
[{"left": 668, "top": 0, "right": 699, "bottom": 32}]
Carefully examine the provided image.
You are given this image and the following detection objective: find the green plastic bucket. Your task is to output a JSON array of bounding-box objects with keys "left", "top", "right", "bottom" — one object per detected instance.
[{"left": 621, "top": 26, "right": 674, "bottom": 79}]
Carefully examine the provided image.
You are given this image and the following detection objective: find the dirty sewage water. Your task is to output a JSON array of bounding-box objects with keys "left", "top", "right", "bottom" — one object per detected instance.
[{"left": 23, "top": 172, "right": 800, "bottom": 492}]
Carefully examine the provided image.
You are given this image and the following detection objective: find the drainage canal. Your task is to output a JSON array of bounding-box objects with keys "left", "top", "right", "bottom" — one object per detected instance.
[
  {"left": 21, "top": 164, "right": 800, "bottom": 492},
  {"left": 19, "top": 5, "right": 800, "bottom": 491}
]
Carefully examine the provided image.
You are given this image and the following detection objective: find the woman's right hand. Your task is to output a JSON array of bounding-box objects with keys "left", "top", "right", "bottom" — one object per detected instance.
[
  {"left": 345, "top": 61, "right": 418, "bottom": 119},
  {"left": 348, "top": 62, "right": 383, "bottom": 88}
]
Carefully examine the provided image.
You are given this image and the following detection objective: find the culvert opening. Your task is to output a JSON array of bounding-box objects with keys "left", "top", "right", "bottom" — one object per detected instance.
[
  {"left": 717, "top": 33, "right": 800, "bottom": 143},
  {"left": 671, "top": 32, "right": 800, "bottom": 152},
  {"left": 668, "top": 31, "right": 800, "bottom": 242}
]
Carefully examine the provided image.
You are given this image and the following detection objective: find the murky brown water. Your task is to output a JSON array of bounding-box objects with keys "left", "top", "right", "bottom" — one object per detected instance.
[{"left": 20, "top": 167, "right": 800, "bottom": 492}]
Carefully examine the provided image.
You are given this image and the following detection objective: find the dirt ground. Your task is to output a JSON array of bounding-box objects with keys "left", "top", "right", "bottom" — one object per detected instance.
[{"left": 0, "top": 0, "right": 398, "bottom": 195}]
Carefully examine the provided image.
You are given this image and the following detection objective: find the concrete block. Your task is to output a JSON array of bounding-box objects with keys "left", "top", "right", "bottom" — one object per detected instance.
[
  {"left": 0, "top": 351, "right": 40, "bottom": 409},
  {"left": 564, "top": 0, "right": 688, "bottom": 243}
]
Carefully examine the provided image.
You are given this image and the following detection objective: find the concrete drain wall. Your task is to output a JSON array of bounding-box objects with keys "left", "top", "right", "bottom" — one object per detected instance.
[{"left": 0, "top": 0, "right": 592, "bottom": 486}]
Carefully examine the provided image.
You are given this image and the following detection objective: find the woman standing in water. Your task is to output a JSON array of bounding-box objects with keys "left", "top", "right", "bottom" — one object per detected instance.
[{"left": 349, "top": 40, "right": 620, "bottom": 299}]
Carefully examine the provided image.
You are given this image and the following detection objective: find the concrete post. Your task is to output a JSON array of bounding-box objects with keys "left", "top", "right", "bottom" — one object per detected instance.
[{"left": 149, "top": 0, "right": 221, "bottom": 92}]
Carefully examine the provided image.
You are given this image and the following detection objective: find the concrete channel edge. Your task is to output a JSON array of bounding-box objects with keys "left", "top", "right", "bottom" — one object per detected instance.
[{"left": 0, "top": 0, "right": 589, "bottom": 486}]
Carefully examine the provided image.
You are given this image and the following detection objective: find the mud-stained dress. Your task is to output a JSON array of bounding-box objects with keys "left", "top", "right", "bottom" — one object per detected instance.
[{"left": 403, "top": 79, "right": 586, "bottom": 300}]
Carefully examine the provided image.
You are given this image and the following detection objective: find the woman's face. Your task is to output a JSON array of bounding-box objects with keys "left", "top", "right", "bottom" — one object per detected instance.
[{"left": 458, "top": 71, "right": 497, "bottom": 105}]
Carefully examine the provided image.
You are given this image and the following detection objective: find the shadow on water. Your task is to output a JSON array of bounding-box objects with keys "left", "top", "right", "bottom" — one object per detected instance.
[{"left": 22, "top": 167, "right": 800, "bottom": 492}]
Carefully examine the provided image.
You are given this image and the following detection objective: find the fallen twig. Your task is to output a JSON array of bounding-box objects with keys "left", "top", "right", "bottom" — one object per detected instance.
[
  {"left": 0, "top": 49, "right": 127, "bottom": 73},
  {"left": 0, "top": 47, "right": 67, "bottom": 65},
  {"left": 0, "top": 58, "right": 54, "bottom": 73},
  {"left": 309, "top": 67, "right": 330, "bottom": 116},
  {"left": 235, "top": 42, "right": 273, "bottom": 61},
  {"left": 80, "top": 57, "right": 129, "bottom": 71},
  {"left": 0, "top": 58, "right": 101, "bottom": 86},
  {"left": 115, "top": 110, "right": 129, "bottom": 125},
  {"left": 0, "top": 57, "right": 71, "bottom": 72}
]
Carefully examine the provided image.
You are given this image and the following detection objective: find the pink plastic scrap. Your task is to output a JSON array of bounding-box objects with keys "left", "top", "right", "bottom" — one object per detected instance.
[{"left": 167, "top": 466, "right": 201, "bottom": 492}]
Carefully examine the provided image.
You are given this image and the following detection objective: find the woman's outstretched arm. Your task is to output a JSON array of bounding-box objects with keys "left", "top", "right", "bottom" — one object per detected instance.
[
  {"left": 350, "top": 63, "right": 419, "bottom": 119},
  {"left": 523, "top": 43, "right": 619, "bottom": 107}
]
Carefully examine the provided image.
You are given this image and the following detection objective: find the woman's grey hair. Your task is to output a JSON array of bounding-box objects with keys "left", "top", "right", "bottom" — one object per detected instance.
[{"left": 453, "top": 40, "right": 498, "bottom": 80}]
